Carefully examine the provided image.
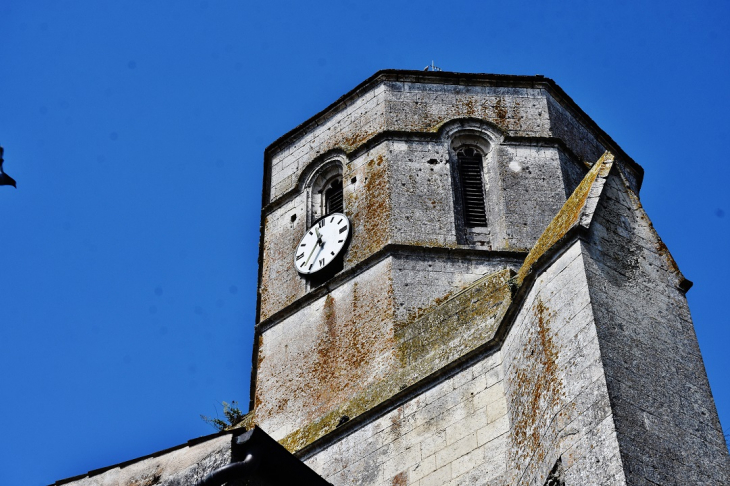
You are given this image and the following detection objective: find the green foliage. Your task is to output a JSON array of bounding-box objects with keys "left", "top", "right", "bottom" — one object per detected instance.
[{"left": 201, "top": 401, "right": 245, "bottom": 432}]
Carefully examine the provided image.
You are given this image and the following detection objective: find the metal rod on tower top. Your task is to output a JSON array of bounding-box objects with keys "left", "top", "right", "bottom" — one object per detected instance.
[{"left": 423, "top": 61, "right": 442, "bottom": 72}]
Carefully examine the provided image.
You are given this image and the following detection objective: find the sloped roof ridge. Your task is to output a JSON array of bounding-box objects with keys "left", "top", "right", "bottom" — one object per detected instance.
[
  {"left": 514, "top": 151, "right": 615, "bottom": 286},
  {"left": 52, "top": 428, "right": 247, "bottom": 485}
]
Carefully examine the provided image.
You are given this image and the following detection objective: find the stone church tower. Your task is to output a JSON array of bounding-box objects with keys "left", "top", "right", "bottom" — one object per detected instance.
[{"left": 55, "top": 70, "right": 729, "bottom": 486}]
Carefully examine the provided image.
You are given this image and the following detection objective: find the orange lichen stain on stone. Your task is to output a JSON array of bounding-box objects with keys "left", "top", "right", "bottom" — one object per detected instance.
[
  {"left": 508, "top": 298, "right": 563, "bottom": 479},
  {"left": 287, "top": 268, "right": 397, "bottom": 424},
  {"left": 392, "top": 471, "right": 407, "bottom": 486},
  {"left": 515, "top": 151, "right": 613, "bottom": 286},
  {"left": 389, "top": 405, "right": 404, "bottom": 439},
  {"left": 310, "top": 294, "right": 343, "bottom": 413},
  {"left": 452, "top": 96, "right": 513, "bottom": 131},
  {"left": 279, "top": 339, "right": 404, "bottom": 453},
  {"left": 340, "top": 129, "right": 376, "bottom": 153},
  {"left": 457, "top": 97, "right": 478, "bottom": 117},
  {"left": 494, "top": 97, "right": 508, "bottom": 121},
  {"left": 128, "top": 470, "right": 162, "bottom": 486},
  {"left": 346, "top": 154, "right": 391, "bottom": 265}
]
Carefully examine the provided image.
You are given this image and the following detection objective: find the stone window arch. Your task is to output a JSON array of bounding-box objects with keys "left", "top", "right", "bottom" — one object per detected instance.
[
  {"left": 447, "top": 127, "right": 500, "bottom": 246},
  {"left": 306, "top": 159, "right": 344, "bottom": 226}
]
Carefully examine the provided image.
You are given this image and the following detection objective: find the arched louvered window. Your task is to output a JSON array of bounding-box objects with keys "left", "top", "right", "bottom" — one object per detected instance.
[
  {"left": 324, "top": 178, "right": 343, "bottom": 215},
  {"left": 307, "top": 160, "right": 344, "bottom": 224},
  {"left": 457, "top": 147, "right": 487, "bottom": 227}
]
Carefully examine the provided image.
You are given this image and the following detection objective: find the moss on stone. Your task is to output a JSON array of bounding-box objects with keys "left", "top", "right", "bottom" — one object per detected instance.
[
  {"left": 514, "top": 151, "right": 614, "bottom": 287},
  {"left": 278, "top": 267, "right": 513, "bottom": 452}
]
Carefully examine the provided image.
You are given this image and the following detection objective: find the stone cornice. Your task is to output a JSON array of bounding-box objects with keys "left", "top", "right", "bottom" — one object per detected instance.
[{"left": 254, "top": 244, "right": 526, "bottom": 331}]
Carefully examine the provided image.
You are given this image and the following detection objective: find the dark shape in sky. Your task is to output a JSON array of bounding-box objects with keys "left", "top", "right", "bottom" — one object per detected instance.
[{"left": 0, "top": 146, "right": 17, "bottom": 188}]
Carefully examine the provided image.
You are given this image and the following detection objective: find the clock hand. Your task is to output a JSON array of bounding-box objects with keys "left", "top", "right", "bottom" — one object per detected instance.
[{"left": 303, "top": 236, "right": 321, "bottom": 267}]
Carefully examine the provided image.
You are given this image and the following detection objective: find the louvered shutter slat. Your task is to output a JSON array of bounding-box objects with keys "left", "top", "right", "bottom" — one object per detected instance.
[
  {"left": 325, "top": 184, "right": 344, "bottom": 215},
  {"left": 458, "top": 155, "right": 487, "bottom": 227}
]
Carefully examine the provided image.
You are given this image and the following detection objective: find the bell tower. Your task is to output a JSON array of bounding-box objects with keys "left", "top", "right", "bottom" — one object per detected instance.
[
  {"left": 253, "top": 72, "right": 592, "bottom": 441},
  {"left": 54, "top": 69, "right": 729, "bottom": 486},
  {"left": 250, "top": 70, "right": 729, "bottom": 485}
]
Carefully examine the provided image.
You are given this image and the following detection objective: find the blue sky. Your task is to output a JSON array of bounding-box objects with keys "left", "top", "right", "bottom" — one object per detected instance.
[{"left": 1, "top": 1, "right": 728, "bottom": 484}]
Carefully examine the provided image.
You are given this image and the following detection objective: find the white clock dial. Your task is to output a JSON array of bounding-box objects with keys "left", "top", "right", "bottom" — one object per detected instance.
[{"left": 294, "top": 213, "right": 350, "bottom": 275}]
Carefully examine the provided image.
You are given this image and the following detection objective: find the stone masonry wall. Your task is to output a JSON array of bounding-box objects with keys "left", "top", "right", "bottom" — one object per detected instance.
[
  {"left": 267, "top": 81, "right": 553, "bottom": 204},
  {"left": 58, "top": 435, "right": 232, "bottom": 486},
  {"left": 545, "top": 93, "right": 606, "bottom": 169},
  {"left": 255, "top": 258, "right": 396, "bottom": 441},
  {"left": 255, "top": 256, "right": 515, "bottom": 447},
  {"left": 266, "top": 75, "right": 635, "bottom": 208},
  {"left": 390, "top": 253, "right": 517, "bottom": 325},
  {"left": 544, "top": 93, "right": 640, "bottom": 194},
  {"left": 260, "top": 143, "right": 393, "bottom": 322},
  {"left": 259, "top": 190, "right": 308, "bottom": 321},
  {"left": 503, "top": 241, "right": 627, "bottom": 485},
  {"left": 304, "top": 350, "right": 509, "bottom": 486},
  {"left": 267, "top": 83, "right": 389, "bottom": 202},
  {"left": 581, "top": 171, "right": 730, "bottom": 484},
  {"left": 387, "top": 139, "right": 581, "bottom": 253},
  {"left": 388, "top": 139, "right": 456, "bottom": 249},
  {"left": 381, "top": 82, "right": 550, "bottom": 140},
  {"left": 260, "top": 76, "right": 616, "bottom": 324},
  {"left": 557, "top": 149, "right": 587, "bottom": 199},
  {"left": 260, "top": 138, "right": 583, "bottom": 322},
  {"left": 343, "top": 145, "right": 393, "bottom": 267},
  {"left": 496, "top": 144, "right": 575, "bottom": 252}
]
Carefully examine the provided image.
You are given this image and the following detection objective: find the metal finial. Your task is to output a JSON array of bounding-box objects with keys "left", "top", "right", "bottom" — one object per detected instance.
[{"left": 423, "top": 61, "right": 442, "bottom": 72}]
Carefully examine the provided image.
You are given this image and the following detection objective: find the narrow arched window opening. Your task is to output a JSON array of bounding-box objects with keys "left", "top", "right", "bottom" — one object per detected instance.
[
  {"left": 307, "top": 160, "right": 344, "bottom": 224},
  {"left": 324, "top": 178, "right": 343, "bottom": 215},
  {"left": 457, "top": 147, "right": 487, "bottom": 227}
]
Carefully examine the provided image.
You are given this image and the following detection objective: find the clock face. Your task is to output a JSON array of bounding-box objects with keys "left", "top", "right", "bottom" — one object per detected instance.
[{"left": 294, "top": 213, "right": 350, "bottom": 275}]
